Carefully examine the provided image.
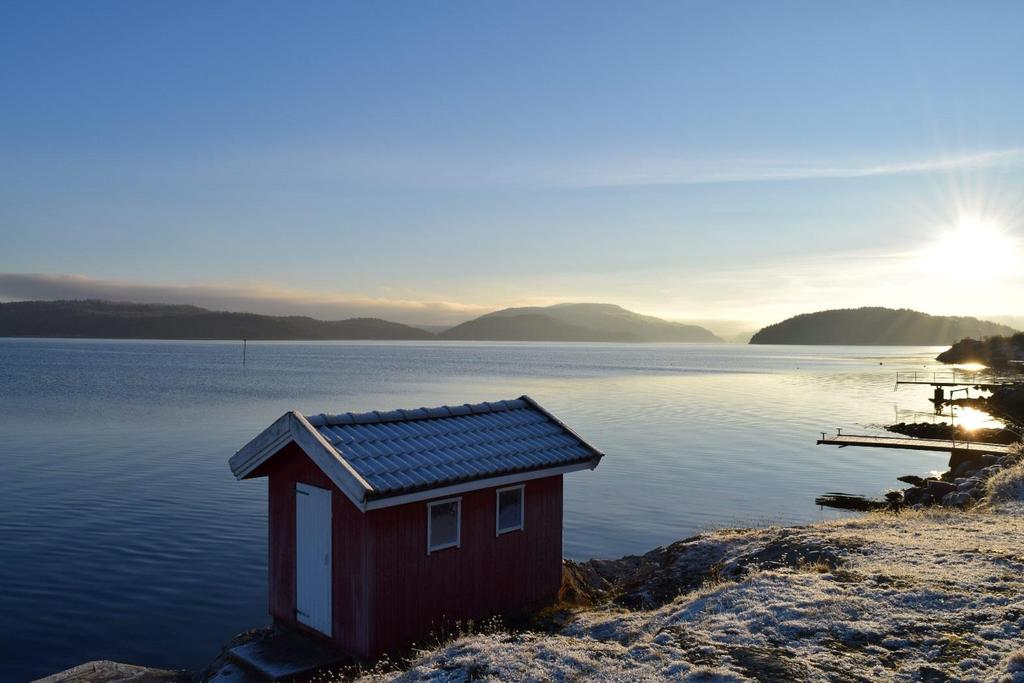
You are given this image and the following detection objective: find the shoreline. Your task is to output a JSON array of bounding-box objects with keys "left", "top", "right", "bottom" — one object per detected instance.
[{"left": 45, "top": 458, "right": 1024, "bottom": 682}]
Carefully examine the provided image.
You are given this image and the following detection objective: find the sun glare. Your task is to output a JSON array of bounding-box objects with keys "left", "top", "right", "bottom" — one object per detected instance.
[
  {"left": 952, "top": 406, "right": 999, "bottom": 432},
  {"left": 921, "top": 217, "right": 1020, "bottom": 279}
]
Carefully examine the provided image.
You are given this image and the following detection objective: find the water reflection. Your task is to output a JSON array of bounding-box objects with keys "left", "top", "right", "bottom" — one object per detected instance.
[
  {"left": 0, "top": 340, "right": 976, "bottom": 679},
  {"left": 950, "top": 405, "right": 1001, "bottom": 432}
]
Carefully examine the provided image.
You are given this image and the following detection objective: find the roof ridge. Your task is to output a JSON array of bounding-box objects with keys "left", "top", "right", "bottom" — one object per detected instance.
[{"left": 306, "top": 397, "right": 529, "bottom": 427}]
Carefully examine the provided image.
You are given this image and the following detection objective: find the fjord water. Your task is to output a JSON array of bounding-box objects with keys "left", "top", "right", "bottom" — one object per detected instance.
[{"left": 0, "top": 339, "right": 951, "bottom": 680}]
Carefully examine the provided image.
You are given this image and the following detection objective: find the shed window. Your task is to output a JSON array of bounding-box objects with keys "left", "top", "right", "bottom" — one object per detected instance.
[
  {"left": 496, "top": 485, "right": 524, "bottom": 535},
  {"left": 427, "top": 498, "right": 461, "bottom": 553}
]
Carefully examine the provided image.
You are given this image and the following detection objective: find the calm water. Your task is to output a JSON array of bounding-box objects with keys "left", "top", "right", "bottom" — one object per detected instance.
[{"left": 0, "top": 339, "right": 955, "bottom": 680}]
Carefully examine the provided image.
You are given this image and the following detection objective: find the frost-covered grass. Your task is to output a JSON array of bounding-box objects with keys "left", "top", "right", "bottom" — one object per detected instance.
[
  {"left": 986, "top": 447, "right": 1024, "bottom": 504},
  {"left": 352, "top": 503, "right": 1024, "bottom": 682}
]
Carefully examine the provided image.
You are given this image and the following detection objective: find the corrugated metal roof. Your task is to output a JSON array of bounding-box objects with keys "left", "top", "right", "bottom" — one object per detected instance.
[{"left": 303, "top": 397, "right": 602, "bottom": 498}]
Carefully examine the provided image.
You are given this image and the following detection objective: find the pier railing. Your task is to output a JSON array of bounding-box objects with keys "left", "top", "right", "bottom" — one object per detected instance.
[
  {"left": 894, "top": 370, "right": 971, "bottom": 385},
  {"left": 893, "top": 370, "right": 1014, "bottom": 391}
]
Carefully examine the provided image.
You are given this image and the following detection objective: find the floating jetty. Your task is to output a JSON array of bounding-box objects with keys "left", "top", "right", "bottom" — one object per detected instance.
[
  {"left": 893, "top": 370, "right": 1012, "bottom": 391},
  {"left": 816, "top": 432, "right": 1012, "bottom": 456},
  {"left": 817, "top": 431, "right": 1012, "bottom": 472}
]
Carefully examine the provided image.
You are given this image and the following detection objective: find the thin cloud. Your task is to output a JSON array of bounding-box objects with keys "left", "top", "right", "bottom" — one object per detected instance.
[
  {"left": 0, "top": 273, "right": 491, "bottom": 326},
  {"left": 557, "top": 148, "right": 1024, "bottom": 188}
]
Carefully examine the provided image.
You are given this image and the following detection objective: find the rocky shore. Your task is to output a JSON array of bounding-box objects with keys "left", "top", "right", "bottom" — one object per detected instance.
[
  {"left": 892, "top": 441, "right": 1021, "bottom": 511},
  {"left": 356, "top": 478, "right": 1024, "bottom": 681},
  {"left": 937, "top": 333, "right": 1024, "bottom": 367},
  {"left": 47, "top": 456, "right": 1024, "bottom": 682},
  {"left": 887, "top": 421, "right": 1020, "bottom": 445},
  {"left": 815, "top": 436, "right": 1022, "bottom": 514}
]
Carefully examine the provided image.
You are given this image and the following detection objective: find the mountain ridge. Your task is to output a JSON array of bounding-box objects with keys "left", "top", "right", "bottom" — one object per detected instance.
[
  {"left": 0, "top": 300, "right": 725, "bottom": 343},
  {"left": 0, "top": 300, "right": 434, "bottom": 340},
  {"left": 440, "top": 303, "right": 723, "bottom": 342}
]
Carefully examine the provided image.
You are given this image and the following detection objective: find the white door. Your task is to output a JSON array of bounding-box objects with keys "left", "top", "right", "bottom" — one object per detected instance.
[{"left": 295, "top": 482, "right": 332, "bottom": 636}]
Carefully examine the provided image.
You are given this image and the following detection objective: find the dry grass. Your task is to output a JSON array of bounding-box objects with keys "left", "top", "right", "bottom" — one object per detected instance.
[{"left": 986, "top": 446, "right": 1024, "bottom": 504}]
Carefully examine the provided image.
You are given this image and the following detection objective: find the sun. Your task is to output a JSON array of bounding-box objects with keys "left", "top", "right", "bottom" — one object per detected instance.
[{"left": 919, "top": 216, "right": 1020, "bottom": 279}]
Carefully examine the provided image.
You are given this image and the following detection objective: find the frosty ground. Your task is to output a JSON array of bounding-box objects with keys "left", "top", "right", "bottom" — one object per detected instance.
[{"left": 349, "top": 461, "right": 1024, "bottom": 682}]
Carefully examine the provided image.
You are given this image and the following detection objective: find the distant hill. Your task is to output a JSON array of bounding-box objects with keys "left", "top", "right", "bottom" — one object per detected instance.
[
  {"left": 750, "top": 307, "right": 1017, "bottom": 345},
  {"left": 0, "top": 300, "right": 434, "bottom": 340},
  {"left": 440, "top": 303, "right": 723, "bottom": 342}
]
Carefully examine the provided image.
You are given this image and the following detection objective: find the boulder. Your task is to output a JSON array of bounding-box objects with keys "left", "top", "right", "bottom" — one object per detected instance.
[
  {"left": 926, "top": 480, "right": 956, "bottom": 498},
  {"left": 903, "top": 487, "right": 931, "bottom": 506},
  {"left": 980, "top": 466, "right": 1003, "bottom": 479},
  {"left": 36, "top": 661, "right": 191, "bottom": 683},
  {"left": 941, "top": 491, "right": 972, "bottom": 508},
  {"left": 978, "top": 454, "right": 1000, "bottom": 468},
  {"left": 954, "top": 462, "right": 977, "bottom": 479}
]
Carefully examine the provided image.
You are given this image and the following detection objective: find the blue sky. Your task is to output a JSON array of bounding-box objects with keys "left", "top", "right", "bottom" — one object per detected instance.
[{"left": 1, "top": 1, "right": 1022, "bottom": 329}]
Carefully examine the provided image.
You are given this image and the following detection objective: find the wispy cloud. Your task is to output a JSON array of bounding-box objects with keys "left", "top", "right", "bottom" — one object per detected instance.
[
  {"left": 0, "top": 273, "right": 491, "bottom": 326},
  {"left": 557, "top": 148, "right": 1024, "bottom": 188}
]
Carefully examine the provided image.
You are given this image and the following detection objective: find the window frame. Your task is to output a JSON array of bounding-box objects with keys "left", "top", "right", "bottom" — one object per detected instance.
[
  {"left": 426, "top": 496, "right": 462, "bottom": 554},
  {"left": 495, "top": 484, "right": 525, "bottom": 536}
]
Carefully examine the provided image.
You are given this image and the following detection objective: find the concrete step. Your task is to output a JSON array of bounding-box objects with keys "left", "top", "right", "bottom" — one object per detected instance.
[{"left": 226, "top": 630, "right": 350, "bottom": 682}]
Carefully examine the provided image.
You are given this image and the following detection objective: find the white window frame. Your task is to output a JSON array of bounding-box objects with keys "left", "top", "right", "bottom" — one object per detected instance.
[
  {"left": 426, "top": 496, "right": 461, "bottom": 554},
  {"left": 495, "top": 484, "right": 525, "bottom": 536}
]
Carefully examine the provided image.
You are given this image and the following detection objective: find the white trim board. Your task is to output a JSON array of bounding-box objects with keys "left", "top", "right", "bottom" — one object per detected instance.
[
  {"left": 363, "top": 461, "right": 594, "bottom": 510},
  {"left": 228, "top": 410, "right": 374, "bottom": 510}
]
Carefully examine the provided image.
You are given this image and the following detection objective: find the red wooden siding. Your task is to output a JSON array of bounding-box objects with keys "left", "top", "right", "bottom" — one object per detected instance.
[
  {"left": 364, "top": 475, "right": 563, "bottom": 656},
  {"left": 256, "top": 445, "right": 563, "bottom": 659}
]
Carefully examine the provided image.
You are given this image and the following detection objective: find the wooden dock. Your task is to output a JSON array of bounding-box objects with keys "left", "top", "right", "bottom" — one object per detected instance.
[
  {"left": 817, "top": 433, "right": 1012, "bottom": 456},
  {"left": 893, "top": 371, "right": 1011, "bottom": 391}
]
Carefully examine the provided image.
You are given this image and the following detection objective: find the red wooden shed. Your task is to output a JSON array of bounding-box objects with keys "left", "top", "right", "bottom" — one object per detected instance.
[{"left": 228, "top": 395, "right": 603, "bottom": 658}]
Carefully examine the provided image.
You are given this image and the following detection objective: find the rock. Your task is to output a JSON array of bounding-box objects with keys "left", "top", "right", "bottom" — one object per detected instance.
[
  {"left": 1000, "top": 456, "right": 1016, "bottom": 468},
  {"left": 978, "top": 454, "right": 1001, "bottom": 468},
  {"left": 907, "top": 487, "right": 939, "bottom": 506},
  {"left": 957, "top": 479, "right": 980, "bottom": 492},
  {"left": 980, "top": 466, "right": 1003, "bottom": 479},
  {"left": 815, "top": 493, "right": 887, "bottom": 511},
  {"left": 941, "top": 491, "right": 973, "bottom": 508},
  {"left": 926, "top": 480, "right": 956, "bottom": 498},
  {"left": 954, "top": 462, "right": 977, "bottom": 478},
  {"left": 898, "top": 475, "right": 928, "bottom": 487},
  {"left": 903, "top": 487, "right": 929, "bottom": 506},
  {"left": 561, "top": 561, "right": 613, "bottom": 606},
  {"left": 36, "top": 661, "right": 191, "bottom": 683}
]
